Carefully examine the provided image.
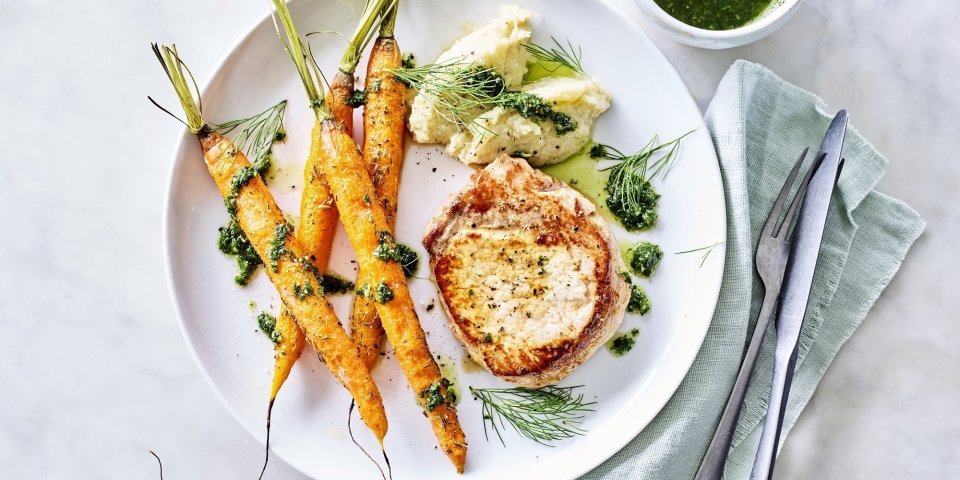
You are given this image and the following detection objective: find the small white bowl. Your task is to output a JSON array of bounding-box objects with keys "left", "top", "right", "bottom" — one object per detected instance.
[{"left": 635, "top": 0, "right": 803, "bottom": 49}]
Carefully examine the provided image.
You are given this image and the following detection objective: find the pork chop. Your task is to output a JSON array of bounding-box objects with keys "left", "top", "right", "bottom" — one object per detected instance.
[{"left": 424, "top": 155, "right": 629, "bottom": 387}]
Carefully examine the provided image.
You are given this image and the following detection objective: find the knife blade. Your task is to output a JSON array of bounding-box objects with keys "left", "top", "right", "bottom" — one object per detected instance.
[{"left": 749, "top": 110, "right": 848, "bottom": 480}]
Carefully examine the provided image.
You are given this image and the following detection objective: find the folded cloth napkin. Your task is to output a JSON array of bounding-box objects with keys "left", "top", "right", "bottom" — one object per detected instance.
[{"left": 584, "top": 60, "right": 925, "bottom": 479}]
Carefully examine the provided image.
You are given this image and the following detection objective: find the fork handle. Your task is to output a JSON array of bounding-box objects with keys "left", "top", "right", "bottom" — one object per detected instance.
[
  {"left": 750, "top": 338, "right": 800, "bottom": 480},
  {"left": 694, "top": 288, "right": 779, "bottom": 480}
]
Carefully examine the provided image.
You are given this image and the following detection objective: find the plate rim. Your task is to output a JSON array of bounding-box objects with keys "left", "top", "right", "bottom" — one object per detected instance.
[{"left": 161, "top": 0, "right": 726, "bottom": 478}]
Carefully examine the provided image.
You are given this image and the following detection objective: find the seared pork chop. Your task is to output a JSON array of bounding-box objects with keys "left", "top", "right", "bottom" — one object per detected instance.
[{"left": 424, "top": 155, "right": 629, "bottom": 387}]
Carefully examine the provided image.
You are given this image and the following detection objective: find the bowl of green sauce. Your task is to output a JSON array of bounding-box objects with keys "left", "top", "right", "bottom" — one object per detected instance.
[{"left": 635, "top": 0, "right": 802, "bottom": 49}]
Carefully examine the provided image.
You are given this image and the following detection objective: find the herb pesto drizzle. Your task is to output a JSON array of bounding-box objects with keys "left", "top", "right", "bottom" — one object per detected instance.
[
  {"left": 629, "top": 241, "right": 664, "bottom": 278},
  {"left": 621, "top": 272, "right": 652, "bottom": 315},
  {"left": 217, "top": 220, "right": 262, "bottom": 286},
  {"left": 373, "top": 231, "right": 420, "bottom": 278},
  {"left": 267, "top": 222, "right": 293, "bottom": 272},
  {"left": 214, "top": 100, "right": 288, "bottom": 286},
  {"left": 356, "top": 281, "right": 395, "bottom": 304},
  {"left": 257, "top": 311, "right": 282, "bottom": 345},
  {"left": 608, "top": 328, "right": 640, "bottom": 356},
  {"left": 420, "top": 377, "right": 456, "bottom": 412}
]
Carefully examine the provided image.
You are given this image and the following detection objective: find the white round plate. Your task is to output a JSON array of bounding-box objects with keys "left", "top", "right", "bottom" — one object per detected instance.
[{"left": 163, "top": 0, "right": 725, "bottom": 479}]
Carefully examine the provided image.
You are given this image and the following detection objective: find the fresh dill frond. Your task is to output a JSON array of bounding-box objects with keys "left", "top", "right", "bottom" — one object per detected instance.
[
  {"left": 676, "top": 241, "right": 724, "bottom": 268},
  {"left": 393, "top": 58, "right": 506, "bottom": 127},
  {"left": 524, "top": 37, "right": 585, "bottom": 76},
  {"left": 469, "top": 385, "right": 594, "bottom": 446},
  {"left": 394, "top": 59, "right": 577, "bottom": 135},
  {"left": 212, "top": 100, "right": 288, "bottom": 176},
  {"left": 594, "top": 131, "right": 694, "bottom": 231}
]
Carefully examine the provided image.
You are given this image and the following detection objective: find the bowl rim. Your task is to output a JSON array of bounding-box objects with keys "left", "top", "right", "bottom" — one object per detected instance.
[{"left": 636, "top": 0, "right": 803, "bottom": 39}]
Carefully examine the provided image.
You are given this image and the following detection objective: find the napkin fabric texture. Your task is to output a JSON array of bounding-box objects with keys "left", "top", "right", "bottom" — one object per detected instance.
[{"left": 584, "top": 60, "right": 925, "bottom": 479}]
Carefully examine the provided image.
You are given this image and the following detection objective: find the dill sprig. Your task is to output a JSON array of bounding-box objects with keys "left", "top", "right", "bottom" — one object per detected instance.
[
  {"left": 393, "top": 58, "right": 506, "bottom": 128},
  {"left": 676, "top": 241, "right": 724, "bottom": 268},
  {"left": 212, "top": 100, "right": 287, "bottom": 176},
  {"left": 524, "top": 37, "right": 585, "bottom": 76},
  {"left": 394, "top": 36, "right": 588, "bottom": 132},
  {"left": 593, "top": 130, "right": 693, "bottom": 181},
  {"left": 394, "top": 59, "right": 577, "bottom": 134},
  {"left": 592, "top": 131, "right": 693, "bottom": 231},
  {"left": 469, "top": 385, "right": 594, "bottom": 446}
]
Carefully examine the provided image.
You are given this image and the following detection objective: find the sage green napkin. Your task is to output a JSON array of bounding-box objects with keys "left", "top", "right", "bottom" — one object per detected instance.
[{"left": 584, "top": 60, "right": 925, "bottom": 479}]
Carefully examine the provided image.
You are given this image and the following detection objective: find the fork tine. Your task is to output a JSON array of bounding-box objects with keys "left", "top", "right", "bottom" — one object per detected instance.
[
  {"left": 761, "top": 147, "right": 809, "bottom": 239},
  {"left": 781, "top": 151, "right": 827, "bottom": 239}
]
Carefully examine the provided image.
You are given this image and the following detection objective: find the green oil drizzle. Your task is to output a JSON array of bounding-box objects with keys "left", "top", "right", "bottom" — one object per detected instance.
[
  {"left": 540, "top": 144, "right": 611, "bottom": 215},
  {"left": 438, "top": 358, "right": 460, "bottom": 405},
  {"left": 523, "top": 60, "right": 579, "bottom": 83}
]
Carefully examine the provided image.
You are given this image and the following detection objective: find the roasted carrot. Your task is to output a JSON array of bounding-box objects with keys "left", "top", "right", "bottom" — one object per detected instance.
[
  {"left": 352, "top": 4, "right": 407, "bottom": 369},
  {"left": 319, "top": 115, "right": 467, "bottom": 473},
  {"left": 267, "top": 0, "right": 377, "bottom": 431},
  {"left": 272, "top": 2, "right": 468, "bottom": 471},
  {"left": 150, "top": 42, "right": 387, "bottom": 448}
]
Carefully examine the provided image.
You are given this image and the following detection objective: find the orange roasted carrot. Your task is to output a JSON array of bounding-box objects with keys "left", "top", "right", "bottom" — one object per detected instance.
[
  {"left": 271, "top": 2, "right": 468, "bottom": 471},
  {"left": 149, "top": 41, "right": 388, "bottom": 463},
  {"left": 267, "top": 0, "right": 375, "bottom": 431},
  {"left": 352, "top": 4, "right": 407, "bottom": 369}
]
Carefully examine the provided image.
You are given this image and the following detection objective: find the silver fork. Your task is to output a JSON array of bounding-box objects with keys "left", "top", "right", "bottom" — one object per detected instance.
[{"left": 694, "top": 148, "right": 825, "bottom": 480}]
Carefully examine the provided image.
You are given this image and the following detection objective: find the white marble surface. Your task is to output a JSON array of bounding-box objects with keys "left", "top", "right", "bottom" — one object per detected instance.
[{"left": 0, "top": 0, "right": 957, "bottom": 478}]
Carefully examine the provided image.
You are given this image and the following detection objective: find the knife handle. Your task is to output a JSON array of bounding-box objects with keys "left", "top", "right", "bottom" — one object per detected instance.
[
  {"left": 694, "top": 288, "right": 779, "bottom": 480},
  {"left": 750, "top": 340, "right": 800, "bottom": 480}
]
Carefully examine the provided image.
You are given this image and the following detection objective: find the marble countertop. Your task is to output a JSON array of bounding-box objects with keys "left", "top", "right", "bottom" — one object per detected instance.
[{"left": 1, "top": 0, "right": 957, "bottom": 477}]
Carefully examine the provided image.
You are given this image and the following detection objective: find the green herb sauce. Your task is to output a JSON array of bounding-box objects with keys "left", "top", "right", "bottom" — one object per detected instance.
[
  {"left": 293, "top": 282, "right": 314, "bottom": 300},
  {"left": 629, "top": 241, "right": 664, "bottom": 278},
  {"left": 621, "top": 272, "right": 652, "bottom": 315},
  {"left": 464, "top": 68, "right": 576, "bottom": 134},
  {"left": 540, "top": 144, "right": 611, "bottom": 213},
  {"left": 356, "top": 282, "right": 395, "bottom": 304},
  {"left": 345, "top": 89, "right": 367, "bottom": 107},
  {"left": 374, "top": 282, "right": 394, "bottom": 304},
  {"left": 628, "top": 284, "right": 651, "bottom": 315},
  {"left": 267, "top": 222, "right": 292, "bottom": 272},
  {"left": 250, "top": 148, "right": 272, "bottom": 179},
  {"left": 257, "top": 311, "right": 282, "bottom": 345},
  {"left": 355, "top": 284, "right": 371, "bottom": 299},
  {"left": 655, "top": 0, "right": 774, "bottom": 31},
  {"left": 420, "top": 377, "right": 456, "bottom": 412},
  {"left": 608, "top": 328, "right": 640, "bottom": 357},
  {"left": 319, "top": 273, "right": 354, "bottom": 295},
  {"left": 230, "top": 166, "right": 257, "bottom": 196},
  {"left": 606, "top": 180, "right": 659, "bottom": 231},
  {"left": 217, "top": 220, "right": 262, "bottom": 286},
  {"left": 373, "top": 232, "right": 420, "bottom": 278},
  {"left": 224, "top": 166, "right": 257, "bottom": 217},
  {"left": 500, "top": 92, "right": 577, "bottom": 135}
]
